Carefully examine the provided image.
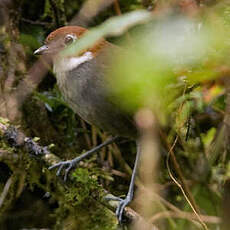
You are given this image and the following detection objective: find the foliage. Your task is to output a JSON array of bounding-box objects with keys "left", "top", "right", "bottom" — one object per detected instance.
[{"left": 1, "top": 0, "right": 230, "bottom": 230}]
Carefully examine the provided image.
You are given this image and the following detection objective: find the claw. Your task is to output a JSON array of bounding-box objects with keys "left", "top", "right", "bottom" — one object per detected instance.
[
  {"left": 48, "top": 137, "right": 118, "bottom": 181},
  {"left": 64, "top": 163, "right": 73, "bottom": 181},
  {"left": 57, "top": 163, "right": 65, "bottom": 176},
  {"left": 49, "top": 159, "right": 78, "bottom": 181},
  {"left": 105, "top": 194, "right": 131, "bottom": 222},
  {"left": 48, "top": 162, "right": 63, "bottom": 170},
  {"left": 104, "top": 194, "right": 123, "bottom": 202},
  {"left": 116, "top": 196, "right": 131, "bottom": 223}
]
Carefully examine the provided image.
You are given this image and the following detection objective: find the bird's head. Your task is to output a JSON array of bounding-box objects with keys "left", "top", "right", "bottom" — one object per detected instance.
[
  {"left": 34, "top": 26, "right": 88, "bottom": 56},
  {"left": 34, "top": 26, "right": 108, "bottom": 72}
]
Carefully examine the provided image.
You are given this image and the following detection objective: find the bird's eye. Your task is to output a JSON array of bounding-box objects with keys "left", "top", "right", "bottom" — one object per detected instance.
[{"left": 64, "top": 34, "right": 75, "bottom": 45}]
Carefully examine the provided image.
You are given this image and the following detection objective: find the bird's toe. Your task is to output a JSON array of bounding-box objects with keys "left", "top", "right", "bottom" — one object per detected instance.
[
  {"left": 49, "top": 159, "right": 78, "bottom": 181},
  {"left": 116, "top": 196, "right": 131, "bottom": 223}
]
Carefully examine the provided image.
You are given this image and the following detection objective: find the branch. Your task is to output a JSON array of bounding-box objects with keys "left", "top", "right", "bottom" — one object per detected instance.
[
  {"left": 0, "top": 176, "right": 13, "bottom": 209},
  {"left": 0, "top": 119, "right": 158, "bottom": 229}
]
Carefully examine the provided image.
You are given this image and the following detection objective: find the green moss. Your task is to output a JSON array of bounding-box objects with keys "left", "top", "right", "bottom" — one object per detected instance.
[
  {"left": 0, "top": 117, "right": 9, "bottom": 126},
  {"left": 0, "top": 134, "right": 16, "bottom": 158},
  {"left": 74, "top": 202, "right": 117, "bottom": 230},
  {"left": 65, "top": 168, "right": 103, "bottom": 205},
  {"left": 55, "top": 196, "right": 117, "bottom": 230},
  {"left": 53, "top": 168, "right": 117, "bottom": 230}
]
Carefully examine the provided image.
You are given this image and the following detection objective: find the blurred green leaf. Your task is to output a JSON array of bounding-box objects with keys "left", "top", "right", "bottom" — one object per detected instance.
[
  {"left": 61, "top": 10, "right": 153, "bottom": 57},
  {"left": 201, "top": 128, "right": 216, "bottom": 149}
]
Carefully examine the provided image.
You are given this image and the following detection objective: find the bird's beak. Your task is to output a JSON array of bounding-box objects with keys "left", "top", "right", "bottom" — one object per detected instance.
[{"left": 34, "top": 45, "right": 49, "bottom": 55}]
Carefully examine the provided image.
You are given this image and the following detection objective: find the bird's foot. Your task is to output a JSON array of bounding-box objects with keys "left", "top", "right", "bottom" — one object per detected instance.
[
  {"left": 116, "top": 195, "right": 132, "bottom": 223},
  {"left": 49, "top": 157, "right": 81, "bottom": 181},
  {"left": 105, "top": 194, "right": 131, "bottom": 223},
  {"left": 49, "top": 137, "right": 118, "bottom": 181}
]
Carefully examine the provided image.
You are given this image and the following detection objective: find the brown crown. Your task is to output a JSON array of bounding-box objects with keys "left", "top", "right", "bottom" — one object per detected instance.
[{"left": 46, "top": 26, "right": 108, "bottom": 56}]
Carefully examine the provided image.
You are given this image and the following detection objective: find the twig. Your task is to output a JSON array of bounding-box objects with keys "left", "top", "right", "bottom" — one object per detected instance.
[
  {"left": 21, "top": 18, "right": 51, "bottom": 26},
  {"left": 4, "top": 55, "right": 52, "bottom": 121},
  {"left": 0, "top": 176, "right": 13, "bottom": 208},
  {"left": 150, "top": 210, "right": 220, "bottom": 224},
  {"left": 134, "top": 108, "right": 160, "bottom": 228},
  {"left": 111, "top": 169, "right": 128, "bottom": 178},
  {"left": 166, "top": 136, "right": 209, "bottom": 230},
  {"left": 113, "top": 0, "right": 122, "bottom": 15},
  {"left": 81, "top": 120, "right": 92, "bottom": 148},
  {"left": 111, "top": 142, "right": 132, "bottom": 175},
  {"left": 167, "top": 83, "right": 204, "bottom": 217}
]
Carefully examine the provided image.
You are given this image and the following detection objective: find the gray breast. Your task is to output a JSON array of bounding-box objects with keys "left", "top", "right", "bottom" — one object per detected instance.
[{"left": 56, "top": 54, "right": 137, "bottom": 139}]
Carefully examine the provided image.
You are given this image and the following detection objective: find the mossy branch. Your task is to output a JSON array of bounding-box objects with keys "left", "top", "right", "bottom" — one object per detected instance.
[{"left": 0, "top": 118, "right": 158, "bottom": 229}]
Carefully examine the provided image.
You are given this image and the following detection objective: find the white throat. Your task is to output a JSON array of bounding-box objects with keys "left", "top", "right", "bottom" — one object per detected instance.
[{"left": 53, "top": 51, "right": 94, "bottom": 73}]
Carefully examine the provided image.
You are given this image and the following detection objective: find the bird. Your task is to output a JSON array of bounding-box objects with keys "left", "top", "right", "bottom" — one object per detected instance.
[{"left": 34, "top": 26, "right": 141, "bottom": 222}]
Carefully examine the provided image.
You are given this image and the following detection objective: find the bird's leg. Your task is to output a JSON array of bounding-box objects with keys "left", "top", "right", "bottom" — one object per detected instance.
[
  {"left": 115, "top": 141, "right": 141, "bottom": 223},
  {"left": 49, "top": 136, "right": 118, "bottom": 181}
]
